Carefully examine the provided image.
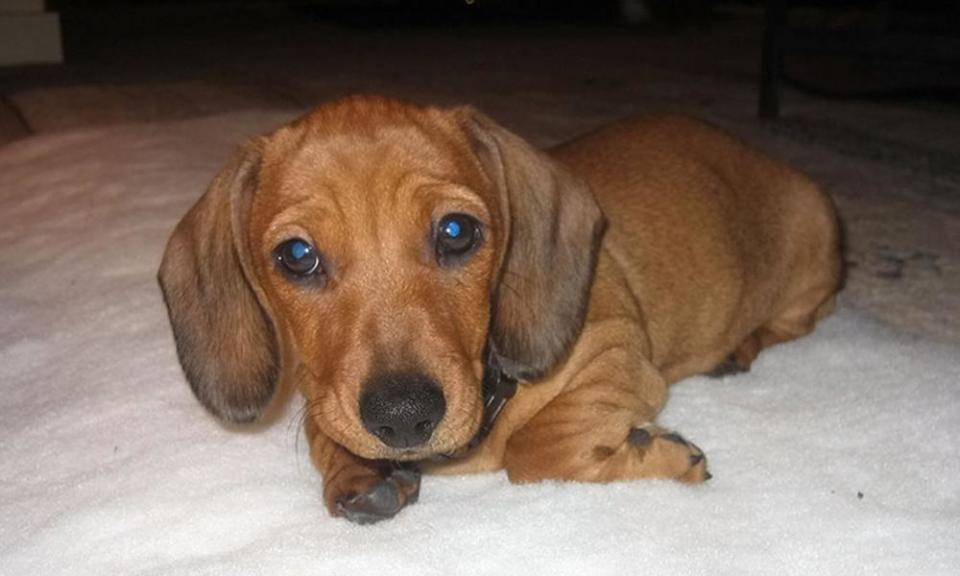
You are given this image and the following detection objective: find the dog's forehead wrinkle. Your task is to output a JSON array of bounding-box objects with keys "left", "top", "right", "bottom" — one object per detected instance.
[
  {"left": 271, "top": 126, "right": 481, "bottom": 238},
  {"left": 262, "top": 199, "right": 334, "bottom": 238}
]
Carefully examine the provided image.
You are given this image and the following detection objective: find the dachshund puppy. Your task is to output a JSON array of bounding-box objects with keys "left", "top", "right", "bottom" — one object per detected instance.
[{"left": 159, "top": 96, "right": 841, "bottom": 524}]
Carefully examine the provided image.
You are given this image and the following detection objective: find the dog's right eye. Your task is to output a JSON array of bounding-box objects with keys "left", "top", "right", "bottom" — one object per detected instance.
[
  {"left": 435, "top": 213, "right": 482, "bottom": 266},
  {"left": 275, "top": 238, "right": 322, "bottom": 278}
]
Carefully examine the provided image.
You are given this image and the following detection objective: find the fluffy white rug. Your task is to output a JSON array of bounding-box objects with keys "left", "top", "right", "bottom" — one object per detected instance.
[{"left": 1, "top": 114, "right": 957, "bottom": 575}]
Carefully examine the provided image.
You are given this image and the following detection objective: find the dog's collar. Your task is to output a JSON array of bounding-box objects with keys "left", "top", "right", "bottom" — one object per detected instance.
[
  {"left": 430, "top": 344, "right": 518, "bottom": 461},
  {"left": 467, "top": 344, "right": 519, "bottom": 451}
]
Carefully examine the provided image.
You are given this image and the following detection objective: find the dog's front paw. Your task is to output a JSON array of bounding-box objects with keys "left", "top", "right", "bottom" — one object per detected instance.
[
  {"left": 334, "top": 468, "right": 421, "bottom": 525},
  {"left": 627, "top": 425, "right": 711, "bottom": 483}
]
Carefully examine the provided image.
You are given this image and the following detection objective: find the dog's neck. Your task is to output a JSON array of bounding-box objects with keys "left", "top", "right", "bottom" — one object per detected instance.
[
  {"left": 468, "top": 345, "right": 519, "bottom": 451},
  {"left": 428, "top": 344, "right": 518, "bottom": 462}
]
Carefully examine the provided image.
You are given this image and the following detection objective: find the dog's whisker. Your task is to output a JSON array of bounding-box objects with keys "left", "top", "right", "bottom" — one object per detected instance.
[{"left": 289, "top": 402, "right": 311, "bottom": 431}]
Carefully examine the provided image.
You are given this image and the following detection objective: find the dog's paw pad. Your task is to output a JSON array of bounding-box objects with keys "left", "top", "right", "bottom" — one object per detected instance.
[
  {"left": 627, "top": 427, "right": 653, "bottom": 448},
  {"left": 336, "top": 468, "right": 421, "bottom": 525}
]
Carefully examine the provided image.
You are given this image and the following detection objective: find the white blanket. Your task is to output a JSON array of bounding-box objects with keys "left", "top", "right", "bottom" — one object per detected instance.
[{"left": 2, "top": 114, "right": 958, "bottom": 575}]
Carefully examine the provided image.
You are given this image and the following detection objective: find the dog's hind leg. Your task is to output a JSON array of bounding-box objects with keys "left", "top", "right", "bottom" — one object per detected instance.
[
  {"left": 501, "top": 320, "right": 709, "bottom": 485},
  {"left": 709, "top": 183, "right": 842, "bottom": 378},
  {"left": 709, "top": 286, "right": 837, "bottom": 377}
]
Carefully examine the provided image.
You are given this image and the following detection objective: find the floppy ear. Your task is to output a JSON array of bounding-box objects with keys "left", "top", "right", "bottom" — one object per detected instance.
[
  {"left": 158, "top": 142, "right": 278, "bottom": 423},
  {"left": 461, "top": 110, "right": 606, "bottom": 380}
]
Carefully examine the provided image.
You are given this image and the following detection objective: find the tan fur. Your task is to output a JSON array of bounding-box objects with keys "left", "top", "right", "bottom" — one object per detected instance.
[{"left": 159, "top": 96, "right": 841, "bottom": 518}]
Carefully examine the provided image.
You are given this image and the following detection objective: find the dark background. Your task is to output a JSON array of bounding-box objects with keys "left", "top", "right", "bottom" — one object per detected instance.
[{"left": 5, "top": 1, "right": 959, "bottom": 103}]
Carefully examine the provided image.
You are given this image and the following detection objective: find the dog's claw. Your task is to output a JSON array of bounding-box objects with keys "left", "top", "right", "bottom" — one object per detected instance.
[
  {"left": 706, "top": 353, "right": 749, "bottom": 378},
  {"left": 336, "top": 467, "right": 421, "bottom": 525},
  {"left": 628, "top": 425, "right": 710, "bottom": 483},
  {"left": 661, "top": 432, "right": 688, "bottom": 445}
]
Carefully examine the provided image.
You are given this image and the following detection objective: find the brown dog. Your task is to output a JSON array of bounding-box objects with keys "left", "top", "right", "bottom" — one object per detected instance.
[{"left": 159, "top": 95, "right": 841, "bottom": 523}]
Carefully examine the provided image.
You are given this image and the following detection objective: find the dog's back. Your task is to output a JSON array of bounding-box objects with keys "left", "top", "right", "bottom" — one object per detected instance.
[{"left": 553, "top": 115, "right": 842, "bottom": 382}]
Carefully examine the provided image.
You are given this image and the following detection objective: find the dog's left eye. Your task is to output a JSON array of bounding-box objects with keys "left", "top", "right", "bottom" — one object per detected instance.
[
  {"left": 275, "top": 238, "right": 322, "bottom": 278},
  {"left": 436, "top": 213, "right": 481, "bottom": 264}
]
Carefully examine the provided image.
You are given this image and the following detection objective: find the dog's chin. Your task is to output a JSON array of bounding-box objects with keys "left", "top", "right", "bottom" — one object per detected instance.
[
  {"left": 351, "top": 432, "right": 477, "bottom": 462},
  {"left": 386, "top": 447, "right": 436, "bottom": 462},
  {"left": 372, "top": 438, "right": 472, "bottom": 462}
]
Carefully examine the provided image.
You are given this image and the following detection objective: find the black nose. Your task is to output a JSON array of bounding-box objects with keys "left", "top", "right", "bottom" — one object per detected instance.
[{"left": 360, "top": 372, "right": 446, "bottom": 449}]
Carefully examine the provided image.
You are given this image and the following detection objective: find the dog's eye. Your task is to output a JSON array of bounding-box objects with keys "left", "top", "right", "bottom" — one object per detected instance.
[
  {"left": 436, "top": 213, "right": 481, "bottom": 264},
  {"left": 275, "top": 238, "right": 322, "bottom": 278}
]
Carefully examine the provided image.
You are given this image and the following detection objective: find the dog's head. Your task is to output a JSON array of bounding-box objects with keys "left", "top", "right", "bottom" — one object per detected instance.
[{"left": 159, "top": 96, "right": 604, "bottom": 460}]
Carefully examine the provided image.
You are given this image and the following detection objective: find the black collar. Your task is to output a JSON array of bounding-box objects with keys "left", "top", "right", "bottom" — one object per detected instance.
[
  {"left": 467, "top": 344, "right": 519, "bottom": 451},
  {"left": 431, "top": 344, "right": 518, "bottom": 461}
]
